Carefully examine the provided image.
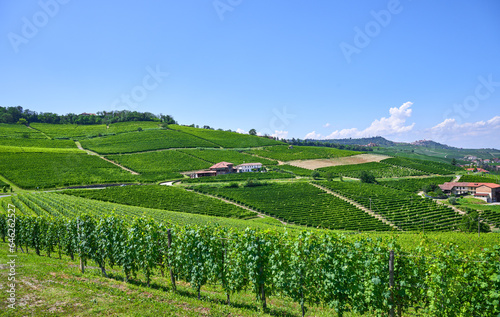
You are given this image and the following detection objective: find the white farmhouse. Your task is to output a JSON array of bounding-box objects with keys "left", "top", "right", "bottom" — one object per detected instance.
[{"left": 235, "top": 163, "right": 263, "bottom": 173}]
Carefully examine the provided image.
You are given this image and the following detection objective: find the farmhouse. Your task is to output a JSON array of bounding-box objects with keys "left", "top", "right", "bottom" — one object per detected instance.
[
  {"left": 439, "top": 182, "right": 500, "bottom": 202},
  {"left": 466, "top": 168, "right": 489, "bottom": 173},
  {"left": 235, "top": 163, "right": 262, "bottom": 173},
  {"left": 190, "top": 161, "right": 263, "bottom": 178}
]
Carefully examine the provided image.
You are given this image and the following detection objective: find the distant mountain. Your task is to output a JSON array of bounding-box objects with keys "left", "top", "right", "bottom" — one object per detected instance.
[
  {"left": 410, "top": 140, "right": 455, "bottom": 149},
  {"left": 311, "top": 136, "right": 395, "bottom": 147}
]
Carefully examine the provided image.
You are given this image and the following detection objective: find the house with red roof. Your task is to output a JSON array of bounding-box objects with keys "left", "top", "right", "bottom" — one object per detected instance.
[
  {"left": 439, "top": 182, "right": 500, "bottom": 202},
  {"left": 190, "top": 161, "right": 264, "bottom": 178},
  {"left": 466, "top": 167, "right": 489, "bottom": 173}
]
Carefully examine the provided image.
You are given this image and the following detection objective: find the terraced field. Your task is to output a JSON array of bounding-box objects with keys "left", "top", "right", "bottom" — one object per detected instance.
[
  {"left": 193, "top": 182, "right": 392, "bottom": 231},
  {"left": 64, "top": 185, "right": 256, "bottom": 219},
  {"left": 170, "top": 124, "right": 283, "bottom": 147},
  {"left": 315, "top": 181, "right": 462, "bottom": 231},
  {"left": 80, "top": 129, "right": 217, "bottom": 154}
]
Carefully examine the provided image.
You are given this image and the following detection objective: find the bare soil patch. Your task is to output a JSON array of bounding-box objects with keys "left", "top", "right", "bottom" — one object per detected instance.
[{"left": 287, "top": 153, "right": 391, "bottom": 170}]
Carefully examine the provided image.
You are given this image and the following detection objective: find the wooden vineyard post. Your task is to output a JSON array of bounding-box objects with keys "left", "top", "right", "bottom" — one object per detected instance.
[
  {"left": 222, "top": 239, "right": 230, "bottom": 305},
  {"left": 389, "top": 250, "right": 395, "bottom": 317},
  {"left": 167, "top": 229, "right": 176, "bottom": 291},
  {"left": 257, "top": 237, "right": 266, "bottom": 310}
]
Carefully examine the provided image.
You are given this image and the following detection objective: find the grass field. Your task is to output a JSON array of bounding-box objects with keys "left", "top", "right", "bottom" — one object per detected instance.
[
  {"left": 80, "top": 129, "right": 217, "bottom": 154},
  {"left": 170, "top": 124, "right": 284, "bottom": 148},
  {"left": 245, "top": 145, "right": 360, "bottom": 161},
  {"left": 107, "top": 150, "right": 212, "bottom": 181}
]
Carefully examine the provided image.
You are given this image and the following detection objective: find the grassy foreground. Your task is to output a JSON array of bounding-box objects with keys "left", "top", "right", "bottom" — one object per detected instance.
[{"left": 0, "top": 242, "right": 346, "bottom": 317}]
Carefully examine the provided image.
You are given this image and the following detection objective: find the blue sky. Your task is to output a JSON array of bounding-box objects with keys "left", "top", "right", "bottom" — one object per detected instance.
[{"left": 1, "top": 0, "right": 499, "bottom": 148}]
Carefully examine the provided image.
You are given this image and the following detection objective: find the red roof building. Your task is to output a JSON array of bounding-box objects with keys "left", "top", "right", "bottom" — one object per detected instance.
[{"left": 439, "top": 182, "right": 500, "bottom": 202}]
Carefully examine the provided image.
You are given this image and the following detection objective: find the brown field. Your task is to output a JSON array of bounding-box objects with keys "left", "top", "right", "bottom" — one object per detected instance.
[{"left": 287, "top": 153, "right": 392, "bottom": 170}]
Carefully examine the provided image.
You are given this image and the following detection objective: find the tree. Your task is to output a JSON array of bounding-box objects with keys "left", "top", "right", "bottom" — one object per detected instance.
[
  {"left": 311, "top": 171, "right": 320, "bottom": 179},
  {"left": 249, "top": 129, "right": 257, "bottom": 136},
  {"left": 325, "top": 172, "right": 333, "bottom": 182},
  {"left": 17, "top": 118, "right": 28, "bottom": 125},
  {"left": 359, "top": 171, "right": 375, "bottom": 183},
  {"left": 451, "top": 158, "right": 457, "bottom": 166}
]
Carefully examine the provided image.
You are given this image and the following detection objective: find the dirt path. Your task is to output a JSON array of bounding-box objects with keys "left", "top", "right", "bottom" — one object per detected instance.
[
  {"left": 311, "top": 183, "right": 400, "bottom": 230},
  {"left": 186, "top": 189, "right": 289, "bottom": 225},
  {"left": 453, "top": 175, "right": 461, "bottom": 182},
  {"left": 75, "top": 141, "right": 140, "bottom": 175},
  {"left": 27, "top": 125, "right": 51, "bottom": 139}
]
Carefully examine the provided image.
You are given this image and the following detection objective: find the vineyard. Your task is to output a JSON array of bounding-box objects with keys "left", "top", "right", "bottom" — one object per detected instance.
[
  {"left": 273, "top": 164, "right": 315, "bottom": 176},
  {"left": 382, "top": 157, "right": 463, "bottom": 175},
  {"left": 0, "top": 123, "right": 46, "bottom": 139},
  {"left": 459, "top": 174, "right": 500, "bottom": 183},
  {"left": 63, "top": 185, "right": 256, "bottom": 219},
  {"left": 1, "top": 192, "right": 296, "bottom": 231},
  {"left": 182, "top": 171, "right": 294, "bottom": 183},
  {"left": 317, "top": 162, "right": 425, "bottom": 178},
  {"left": 0, "top": 152, "right": 139, "bottom": 189},
  {"left": 245, "top": 145, "right": 360, "bottom": 161},
  {"left": 178, "top": 148, "right": 278, "bottom": 166},
  {"left": 30, "top": 121, "right": 162, "bottom": 139},
  {"left": 80, "top": 129, "right": 217, "bottom": 154},
  {"left": 0, "top": 211, "right": 498, "bottom": 317},
  {"left": 315, "top": 181, "right": 462, "bottom": 231},
  {"left": 107, "top": 150, "right": 212, "bottom": 181},
  {"left": 193, "top": 182, "right": 392, "bottom": 231},
  {"left": 169, "top": 124, "right": 283, "bottom": 148},
  {"left": 0, "top": 137, "right": 77, "bottom": 149},
  {"left": 378, "top": 176, "right": 454, "bottom": 193}
]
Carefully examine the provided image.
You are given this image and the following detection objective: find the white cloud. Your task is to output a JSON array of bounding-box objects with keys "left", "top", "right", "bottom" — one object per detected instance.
[
  {"left": 428, "top": 116, "right": 500, "bottom": 147},
  {"left": 304, "top": 102, "right": 415, "bottom": 140},
  {"left": 304, "top": 131, "right": 322, "bottom": 139},
  {"left": 323, "top": 123, "right": 330, "bottom": 128},
  {"left": 236, "top": 128, "right": 247, "bottom": 134},
  {"left": 272, "top": 130, "right": 289, "bottom": 139}
]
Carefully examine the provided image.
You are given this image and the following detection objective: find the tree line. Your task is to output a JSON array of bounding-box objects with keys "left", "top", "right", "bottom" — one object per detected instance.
[
  {"left": 285, "top": 138, "right": 371, "bottom": 152},
  {"left": 0, "top": 106, "right": 176, "bottom": 125}
]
